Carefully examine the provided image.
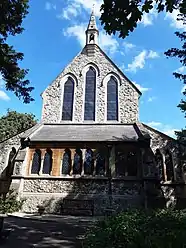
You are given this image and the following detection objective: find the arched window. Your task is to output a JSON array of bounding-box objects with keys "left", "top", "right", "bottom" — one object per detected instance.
[
  {"left": 6, "top": 147, "right": 16, "bottom": 177},
  {"left": 165, "top": 149, "right": 174, "bottom": 181},
  {"left": 107, "top": 76, "right": 118, "bottom": 121},
  {"left": 84, "top": 148, "right": 94, "bottom": 175},
  {"left": 84, "top": 67, "right": 96, "bottom": 120},
  {"left": 96, "top": 152, "right": 105, "bottom": 175},
  {"left": 62, "top": 77, "right": 74, "bottom": 121},
  {"left": 155, "top": 149, "right": 165, "bottom": 181},
  {"left": 31, "top": 149, "right": 41, "bottom": 174},
  {"left": 62, "top": 148, "right": 71, "bottom": 175},
  {"left": 73, "top": 148, "right": 82, "bottom": 174},
  {"left": 43, "top": 149, "right": 52, "bottom": 174}
]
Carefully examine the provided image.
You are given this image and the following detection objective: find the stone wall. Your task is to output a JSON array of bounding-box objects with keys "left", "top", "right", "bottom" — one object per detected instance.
[
  {"left": 41, "top": 46, "right": 140, "bottom": 124},
  {"left": 21, "top": 178, "right": 142, "bottom": 214},
  {"left": 0, "top": 135, "right": 21, "bottom": 176}
]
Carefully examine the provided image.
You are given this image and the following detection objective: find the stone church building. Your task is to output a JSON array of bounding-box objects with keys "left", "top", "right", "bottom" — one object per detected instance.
[{"left": 0, "top": 11, "right": 186, "bottom": 215}]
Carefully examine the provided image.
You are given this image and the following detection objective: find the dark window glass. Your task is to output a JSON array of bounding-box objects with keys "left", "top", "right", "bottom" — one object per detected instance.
[
  {"left": 84, "top": 148, "right": 94, "bottom": 175},
  {"left": 43, "top": 149, "right": 52, "bottom": 174},
  {"left": 107, "top": 76, "right": 118, "bottom": 120},
  {"left": 62, "top": 148, "right": 71, "bottom": 175},
  {"left": 96, "top": 152, "right": 105, "bottom": 175},
  {"left": 62, "top": 77, "right": 74, "bottom": 121},
  {"left": 84, "top": 67, "right": 96, "bottom": 120},
  {"left": 165, "top": 149, "right": 174, "bottom": 181},
  {"left": 155, "top": 149, "right": 165, "bottom": 180},
  {"left": 6, "top": 147, "right": 16, "bottom": 177},
  {"left": 73, "top": 148, "right": 82, "bottom": 174},
  {"left": 115, "top": 148, "right": 138, "bottom": 176},
  {"left": 31, "top": 149, "right": 41, "bottom": 174}
]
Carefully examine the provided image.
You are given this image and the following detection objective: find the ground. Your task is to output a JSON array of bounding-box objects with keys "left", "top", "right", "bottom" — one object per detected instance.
[{"left": 1, "top": 216, "right": 96, "bottom": 248}]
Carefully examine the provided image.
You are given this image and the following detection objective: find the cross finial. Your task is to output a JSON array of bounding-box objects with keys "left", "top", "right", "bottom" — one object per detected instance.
[{"left": 92, "top": 4, "right": 95, "bottom": 15}]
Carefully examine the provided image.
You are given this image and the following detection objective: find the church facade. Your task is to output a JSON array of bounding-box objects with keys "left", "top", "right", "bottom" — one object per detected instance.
[{"left": 0, "top": 12, "right": 185, "bottom": 215}]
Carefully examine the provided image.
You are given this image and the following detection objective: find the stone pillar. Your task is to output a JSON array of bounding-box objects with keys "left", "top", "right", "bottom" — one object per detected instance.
[
  {"left": 39, "top": 149, "right": 45, "bottom": 175},
  {"left": 70, "top": 149, "right": 76, "bottom": 175},
  {"left": 109, "top": 145, "right": 115, "bottom": 177},
  {"left": 81, "top": 149, "right": 86, "bottom": 176},
  {"left": 51, "top": 149, "right": 61, "bottom": 176}
]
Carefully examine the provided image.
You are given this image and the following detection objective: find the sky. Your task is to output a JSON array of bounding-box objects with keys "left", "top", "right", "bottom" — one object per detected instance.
[{"left": 0, "top": 0, "right": 185, "bottom": 137}]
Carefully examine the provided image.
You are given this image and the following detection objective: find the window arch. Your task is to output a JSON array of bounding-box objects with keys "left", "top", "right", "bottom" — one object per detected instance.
[
  {"left": 42, "top": 149, "right": 52, "bottom": 174},
  {"left": 165, "top": 149, "right": 174, "bottom": 181},
  {"left": 31, "top": 149, "right": 41, "bottom": 174},
  {"left": 62, "top": 77, "right": 74, "bottom": 121},
  {"left": 6, "top": 147, "right": 16, "bottom": 177},
  {"left": 84, "top": 148, "right": 94, "bottom": 175},
  {"left": 62, "top": 148, "right": 71, "bottom": 175},
  {"left": 73, "top": 148, "right": 82, "bottom": 174},
  {"left": 84, "top": 67, "right": 96, "bottom": 120},
  {"left": 107, "top": 76, "right": 118, "bottom": 121},
  {"left": 155, "top": 149, "right": 165, "bottom": 181}
]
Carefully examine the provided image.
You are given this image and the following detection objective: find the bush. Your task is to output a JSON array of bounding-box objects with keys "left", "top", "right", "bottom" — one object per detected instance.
[
  {"left": 83, "top": 209, "right": 186, "bottom": 248},
  {"left": 0, "top": 190, "right": 24, "bottom": 214}
]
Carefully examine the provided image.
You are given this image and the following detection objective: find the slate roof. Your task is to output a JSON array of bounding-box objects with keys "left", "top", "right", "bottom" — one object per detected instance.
[{"left": 28, "top": 123, "right": 150, "bottom": 142}]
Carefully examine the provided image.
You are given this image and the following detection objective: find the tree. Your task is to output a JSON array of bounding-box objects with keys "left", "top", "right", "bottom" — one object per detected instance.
[
  {"left": 0, "top": 110, "right": 37, "bottom": 142},
  {"left": 0, "top": 0, "right": 33, "bottom": 103},
  {"left": 165, "top": 28, "right": 186, "bottom": 144},
  {"left": 100, "top": 0, "right": 186, "bottom": 142},
  {"left": 100, "top": 0, "right": 185, "bottom": 38}
]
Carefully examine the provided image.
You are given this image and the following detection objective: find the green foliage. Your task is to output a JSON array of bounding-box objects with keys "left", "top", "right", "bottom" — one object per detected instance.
[
  {"left": 0, "top": 109, "right": 37, "bottom": 142},
  {"left": 100, "top": 0, "right": 185, "bottom": 39},
  {"left": 0, "top": 190, "right": 25, "bottom": 214},
  {"left": 83, "top": 209, "right": 186, "bottom": 248},
  {"left": 0, "top": 0, "right": 33, "bottom": 103}
]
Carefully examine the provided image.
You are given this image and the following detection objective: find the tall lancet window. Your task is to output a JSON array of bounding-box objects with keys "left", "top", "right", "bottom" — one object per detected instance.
[
  {"left": 107, "top": 76, "right": 118, "bottom": 121},
  {"left": 84, "top": 67, "right": 96, "bottom": 120},
  {"left": 62, "top": 77, "right": 74, "bottom": 121}
]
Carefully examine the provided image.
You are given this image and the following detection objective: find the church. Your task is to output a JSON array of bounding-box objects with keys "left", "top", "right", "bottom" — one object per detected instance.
[{"left": 0, "top": 11, "right": 185, "bottom": 215}]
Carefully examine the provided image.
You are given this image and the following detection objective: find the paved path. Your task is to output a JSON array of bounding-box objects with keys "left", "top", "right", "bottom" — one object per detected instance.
[{"left": 1, "top": 216, "right": 96, "bottom": 248}]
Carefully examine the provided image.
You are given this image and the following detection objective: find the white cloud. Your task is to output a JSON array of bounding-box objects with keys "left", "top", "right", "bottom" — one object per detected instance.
[
  {"left": 140, "top": 3, "right": 158, "bottom": 26},
  {"left": 123, "top": 41, "right": 136, "bottom": 52},
  {"left": 63, "top": 23, "right": 119, "bottom": 54},
  {"left": 126, "top": 50, "right": 159, "bottom": 73},
  {"left": 145, "top": 121, "right": 177, "bottom": 138},
  {"left": 58, "top": 2, "right": 80, "bottom": 20},
  {"left": 73, "top": 0, "right": 102, "bottom": 17},
  {"left": 0, "top": 74, "right": 4, "bottom": 89},
  {"left": 176, "top": 66, "right": 185, "bottom": 74},
  {"left": 146, "top": 121, "right": 162, "bottom": 127},
  {"left": 0, "top": 90, "right": 10, "bottom": 101},
  {"left": 63, "top": 23, "right": 86, "bottom": 47},
  {"left": 126, "top": 50, "right": 147, "bottom": 73},
  {"left": 147, "top": 50, "right": 159, "bottom": 59},
  {"left": 45, "top": 2, "right": 56, "bottom": 11},
  {"left": 165, "top": 9, "right": 186, "bottom": 31},
  {"left": 99, "top": 33, "right": 119, "bottom": 54},
  {"left": 181, "top": 85, "right": 186, "bottom": 93},
  {"left": 133, "top": 81, "right": 150, "bottom": 93},
  {"left": 147, "top": 96, "right": 156, "bottom": 102}
]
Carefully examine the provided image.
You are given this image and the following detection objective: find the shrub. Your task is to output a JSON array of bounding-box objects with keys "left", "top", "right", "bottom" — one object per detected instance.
[
  {"left": 0, "top": 190, "right": 25, "bottom": 214},
  {"left": 83, "top": 209, "right": 186, "bottom": 248}
]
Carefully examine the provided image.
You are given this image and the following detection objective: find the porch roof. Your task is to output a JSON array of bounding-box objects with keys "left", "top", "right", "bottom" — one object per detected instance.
[{"left": 26, "top": 123, "right": 150, "bottom": 142}]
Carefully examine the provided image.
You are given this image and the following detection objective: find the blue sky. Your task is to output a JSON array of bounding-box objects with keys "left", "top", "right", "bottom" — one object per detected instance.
[{"left": 0, "top": 0, "right": 185, "bottom": 137}]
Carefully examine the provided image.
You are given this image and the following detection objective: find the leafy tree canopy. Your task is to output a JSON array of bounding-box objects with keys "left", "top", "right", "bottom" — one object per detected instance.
[
  {"left": 0, "top": 0, "right": 33, "bottom": 103},
  {"left": 100, "top": 0, "right": 185, "bottom": 38},
  {"left": 0, "top": 109, "right": 37, "bottom": 142}
]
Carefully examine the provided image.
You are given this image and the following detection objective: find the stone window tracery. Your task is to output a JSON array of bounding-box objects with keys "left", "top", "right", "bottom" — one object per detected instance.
[
  {"left": 84, "top": 67, "right": 96, "bottom": 120},
  {"left": 62, "top": 77, "right": 74, "bottom": 121},
  {"left": 62, "top": 148, "right": 71, "bottom": 175},
  {"left": 107, "top": 76, "right": 118, "bottom": 121},
  {"left": 31, "top": 149, "right": 41, "bottom": 174},
  {"left": 42, "top": 149, "right": 52, "bottom": 175}
]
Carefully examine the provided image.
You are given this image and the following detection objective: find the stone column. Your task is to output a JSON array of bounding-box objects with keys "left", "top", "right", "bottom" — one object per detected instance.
[
  {"left": 39, "top": 149, "right": 45, "bottom": 175},
  {"left": 81, "top": 149, "right": 86, "bottom": 176},
  {"left": 51, "top": 149, "right": 61, "bottom": 176},
  {"left": 70, "top": 149, "right": 76, "bottom": 175}
]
